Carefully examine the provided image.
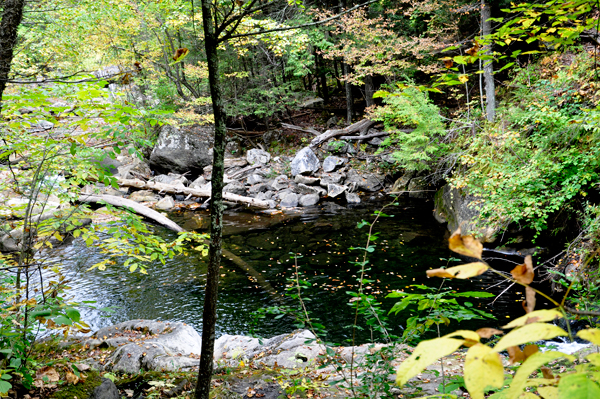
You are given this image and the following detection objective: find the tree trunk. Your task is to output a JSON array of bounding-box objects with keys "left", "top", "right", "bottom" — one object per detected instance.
[
  {"left": 315, "top": 51, "right": 329, "bottom": 104},
  {"left": 482, "top": 0, "right": 495, "bottom": 122},
  {"left": 195, "top": 0, "right": 226, "bottom": 397},
  {"left": 343, "top": 61, "right": 354, "bottom": 124},
  {"left": 0, "top": 0, "right": 26, "bottom": 112},
  {"left": 364, "top": 75, "right": 374, "bottom": 107}
]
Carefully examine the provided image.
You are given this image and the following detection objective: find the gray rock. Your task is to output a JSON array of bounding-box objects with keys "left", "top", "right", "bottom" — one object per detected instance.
[
  {"left": 327, "top": 184, "right": 347, "bottom": 198},
  {"left": 149, "top": 124, "right": 214, "bottom": 175},
  {"left": 294, "top": 184, "right": 326, "bottom": 197},
  {"left": 345, "top": 192, "right": 361, "bottom": 204},
  {"left": 190, "top": 175, "right": 207, "bottom": 189},
  {"left": 155, "top": 195, "right": 175, "bottom": 210},
  {"left": 294, "top": 175, "right": 320, "bottom": 185},
  {"left": 128, "top": 190, "right": 157, "bottom": 202},
  {"left": 246, "top": 174, "right": 263, "bottom": 185},
  {"left": 255, "top": 191, "right": 274, "bottom": 200},
  {"left": 153, "top": 173, "right": 189, "bottom": 188},
  {"left": 319, "top": 173, "right": 345, "bottom": 187},
  {"left": 299, "top": 97, "right": 324, "bottom": 108},
  {"left": 368, "top": 137, "right": 385, "bottom": 146},
  {"left": 19, "top": 106, "right": 36, "bottom": 114},
  {"left": 247, "top": 149, "right": 271, "bottom": 165},
  {"left": 408, "top": 177, "right": 429, "bottom": 199},
  {"left": 271, "top": 175, "right": 290, "bottom": 191},
  {"left": 262, "top": 130, "right": 281, "bottom": 146},
  {"left": 390, "top": 172, "right": 414, "bottom": 194},
  {"left": 433, "top": 184, "right": 499, "bottom": 243},
  {"left": 299, "top": 194, "right": 319, "bottom": 207},
  {"left": 291, "top": 147, "right": 320, "bottom": 176},
  {"left": 280, "top": 192, "right": 298, "bottom": 208},
  {"left": 115, "top": 157, "right": 152, "bottom": 180},
  {"left": 30, "top": 120, "right": 55, "bottom": 132},
  {"left": 214, "top": 335, "right": 261, "bottom": 363},
  {"left": 380, "top": 154, "right": 398, "bottom": 164},
  {"left": 224, "top": 181, "right": 246, "bottom": 196},
  {"left": 345, "top": 170, "right": 383, "bottom": 192},
  {"left": 90, "top": 156, "right": 122, "bottom": 176},
  {"left": 0, "top": 232, "right": 19, "bottom": 253},
  {"left": 322, "top": 156, "right": 347, "bottom": 173},
  {"left": 326, "top": 116, "right": 338, "bottom": 128},
  {"left": 90, "top": 378, "right": 120, "bottom": 399},
  {"left": 248, "top": 183, "right": 272, "bottom": 194}
]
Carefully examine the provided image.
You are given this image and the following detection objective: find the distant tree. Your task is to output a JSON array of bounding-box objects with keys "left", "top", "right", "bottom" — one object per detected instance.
[{"left": 0, "top": 0, "right": 26, "bottom": 111}]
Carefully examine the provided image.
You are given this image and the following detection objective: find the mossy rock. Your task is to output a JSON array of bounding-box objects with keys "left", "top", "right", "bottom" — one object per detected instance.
[{"left": 50, "top": 370, "right": 103, "bottom": 399}]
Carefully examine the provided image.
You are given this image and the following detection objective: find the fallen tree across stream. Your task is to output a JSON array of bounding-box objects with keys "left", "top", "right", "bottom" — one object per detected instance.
[
  {"left": 114, "top": 177, "right": 272, "bottom": 209},
  {"left": 309, "top": 118, "right": 375, "bottom": 148},
  {"left": 78, "top": 194, "right": 278, "bottom": 297}
]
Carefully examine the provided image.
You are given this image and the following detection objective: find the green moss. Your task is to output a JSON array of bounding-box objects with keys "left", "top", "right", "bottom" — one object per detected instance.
[{"left": 50, "top": 370, "right": 103, "bottom": 399}]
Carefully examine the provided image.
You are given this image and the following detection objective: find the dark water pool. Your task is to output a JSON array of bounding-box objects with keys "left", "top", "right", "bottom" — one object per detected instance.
[{"left": 53, "top": 197, "right": 529, "bottom": 343}]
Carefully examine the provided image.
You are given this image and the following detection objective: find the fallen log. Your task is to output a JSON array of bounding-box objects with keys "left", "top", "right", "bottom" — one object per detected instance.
[
  {"left": 78, "top": 194, "right": 278, "bottom": 297},
  {"left": 309, "top": 119, "right": 375, "bottom": 148},
  {"left": 281, "top": 123, "right": 321, "bottom": 136},
  {"left": 79, "top": 194, "right": 185, "bottom": 232},
  {"left": 339, "top": 131, "right": 390, "bottom": 141},
  {"left": 115, "top": 178, "right": 272, "bottom": 209}
]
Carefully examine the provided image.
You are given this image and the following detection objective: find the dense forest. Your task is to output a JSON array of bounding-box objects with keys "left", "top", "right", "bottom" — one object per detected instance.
[{"left": 1, "top": 0, "right": 600, "bottom": 398}]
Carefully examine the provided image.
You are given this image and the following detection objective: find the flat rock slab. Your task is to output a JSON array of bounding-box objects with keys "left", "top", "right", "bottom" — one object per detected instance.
[
  {"left": 323, "top": 156, "right": 347, "bottom": 173},
  {"left": 90, "top": 320, "right": 202, "bottom": 373}
]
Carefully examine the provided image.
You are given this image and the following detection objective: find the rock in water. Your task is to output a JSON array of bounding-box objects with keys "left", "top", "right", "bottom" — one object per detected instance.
[
  {"left": 155, "top": 195, "right": 175, "bottom": 210},
  {"left": 322, "top": 156, "right": 346, "bottom": 173},
  {"left": 345, "top": 192, "right": 361, "bottom": 204},
  {"left": 280, "top": 192, "right": 299, "bottom": 207},
  {"left": 149, "top": 124, "right": 213, "bottom": 176},
  {"left": 299, "top": 194, "right": 319, "bottom": 207},
  {"left": 291, "top": 147, "right": 320, "bottom": 176},
  {"left": 327, "top": 184, "right": 347, "bottom": 198}
]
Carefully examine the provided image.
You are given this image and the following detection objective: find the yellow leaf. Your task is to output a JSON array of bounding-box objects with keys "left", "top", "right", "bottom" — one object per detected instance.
[
  {"left": 464, "top": 344, "right": 504, "bottom": 399},
  {"left": 537, "top": 386, "right": 558, "bottom": 399},
  {"left": 502, "top": 309, "right": 563, "bottom": 329},
  {"left": 448, "top": 228, "right": 483, "bottom": 259},
  {"left": 458, "top": 74, "right": 469, "bottom": 83},
  {"left": 396, "top": 338, "right": 464, "bottom": 386},
  {"left": 577, "top": 328, "right": 600, "bottom": 345},
  {"left": 426, "top": 262, "right": 489, "bottom": 279},
  {"left": 507, "top": 351, "right": 575, "bottom": 398},
  {"left": 493, "top": 324, "right": 567, "bottom": 353},
  {"left": 586, "top": 352, "right": 600, "bottom": 367},
  {"left": 65, "top": 370, "right": 79, "bottom": 385},
  {"left": 444, "top": 330, "right": 481, "bottom": 342}
]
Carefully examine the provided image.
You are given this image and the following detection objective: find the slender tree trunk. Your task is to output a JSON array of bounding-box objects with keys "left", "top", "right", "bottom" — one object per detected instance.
[
  {"left": 364, "top": 75, "right": 374, "bottom": 107},
  {"left": 343, "top": 61, "right": 354, "bottom": 124},
  {"left": 482, "top": 0, "right": 495, "bottom": 121},
  {"left": 315, "top": 51, "right": 329, "bottom": 104},
  {"left": 194, "top": 0, "right": 226, "bottom": 397},
  {"left": 0, "top": 0, "right": 26, "bottom": 112}
]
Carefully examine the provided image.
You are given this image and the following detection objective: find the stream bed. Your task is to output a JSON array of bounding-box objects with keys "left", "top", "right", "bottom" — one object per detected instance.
[{"left": 54, "top": 197, "right": 532, "bottom": 343}]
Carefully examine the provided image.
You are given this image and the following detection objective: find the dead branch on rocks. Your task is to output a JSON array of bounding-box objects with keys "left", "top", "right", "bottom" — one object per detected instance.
[{"left": 309, "top": 119, "right": 375, "bottom": 148}]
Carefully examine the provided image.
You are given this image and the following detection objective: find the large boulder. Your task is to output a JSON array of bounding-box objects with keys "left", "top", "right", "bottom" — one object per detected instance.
[
  {"left": 149, "top": 124, "right": 214, "bottom": 175},
  {"left": 345, "top": 170, "right": 383, "bottom": 192},
  {"left": 291, "top": 147, "right": 320, "bottom": 176},
  {"left": 322, "top": 156, "right": 347, "bottom": 173},
  {"left": 433, "top": 184, "right": 500, "bottom": 243}
]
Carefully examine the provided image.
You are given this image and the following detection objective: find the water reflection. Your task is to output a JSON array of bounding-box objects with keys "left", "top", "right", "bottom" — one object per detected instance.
[{"left": 51, "top": 198, "right": 527, "bottom": 343}]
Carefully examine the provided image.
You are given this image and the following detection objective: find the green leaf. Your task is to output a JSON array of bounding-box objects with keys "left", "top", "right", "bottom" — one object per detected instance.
[
  {"left": 65, "top": 308, "right": 81, "bottom": 323},
  {"left": 0, "top": 380, "right": 11, "bottom": 394},
  {"left": 53, "top": 315, "right": 73, "bottom": 326},
  {"left": 559, "top": 373, "right": 600, "bottom": 397}
]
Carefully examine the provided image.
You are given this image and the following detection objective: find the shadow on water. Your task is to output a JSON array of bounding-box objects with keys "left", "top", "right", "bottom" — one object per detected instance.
[{"left": 53, "top": 197, "right": 531, "bottom": 344}]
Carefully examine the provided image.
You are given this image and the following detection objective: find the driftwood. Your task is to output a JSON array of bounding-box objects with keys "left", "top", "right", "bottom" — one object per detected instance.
[
  {"left": 79, "top": 194, "right": 185, "bottom": 232},
  {"left": 339, "top": 132, "right": 389, "bottom": 141},
  {"left": 310, "top": 119, "right": 375, "bottom": 148},
  {"left": 115, "top": 178, "right": 272, "bottom": 209},
  {"left": 79, "top": 194, "right": 278, "bottom": 297},
  {"left": 228, "top": 164, "right": 261, "bottom": 180},
  {"left": 281, "top": 123, "right": 321, "bottom": 136}
]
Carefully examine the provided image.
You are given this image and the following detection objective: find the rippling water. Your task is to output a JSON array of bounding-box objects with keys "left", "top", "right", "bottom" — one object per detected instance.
[{"left": 48, "top": 197, "right": 528, "bottom": 343}]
